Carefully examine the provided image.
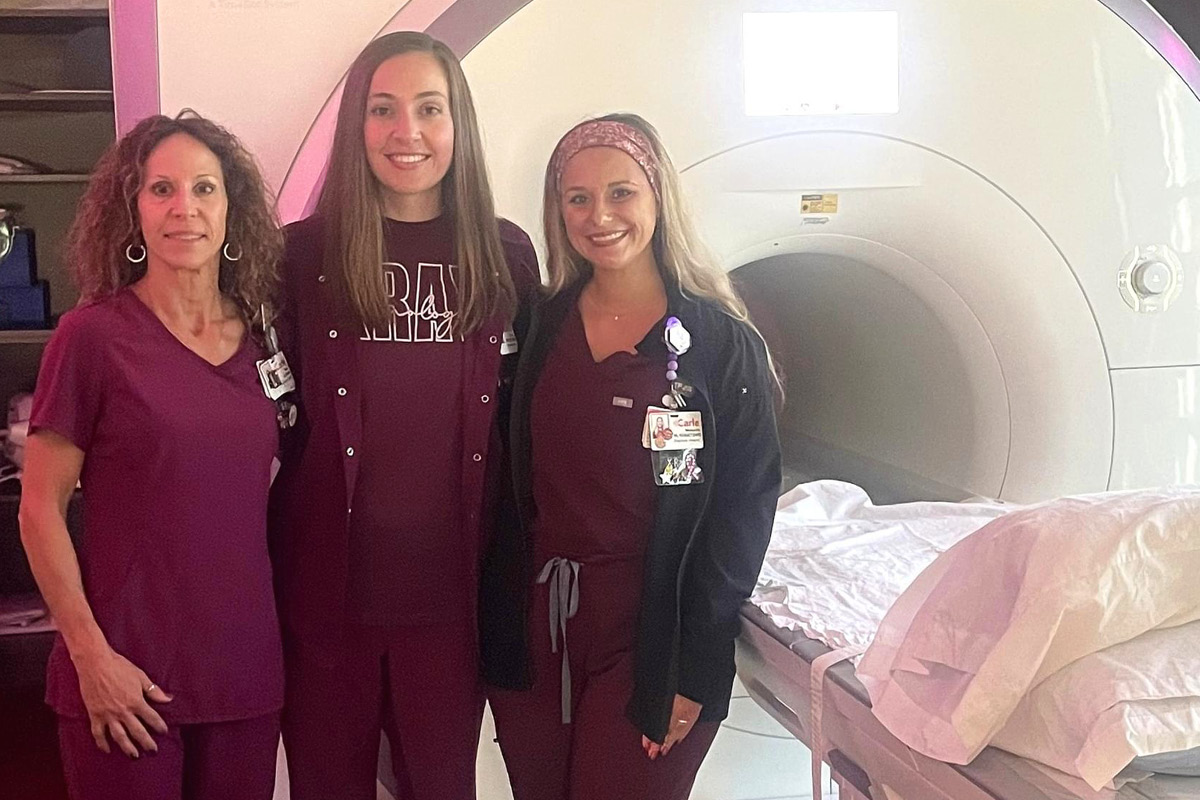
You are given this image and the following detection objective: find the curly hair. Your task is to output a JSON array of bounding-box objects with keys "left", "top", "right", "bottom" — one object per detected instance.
[{"left": 66, "top": 110, "right": 282, "bottom": 325}]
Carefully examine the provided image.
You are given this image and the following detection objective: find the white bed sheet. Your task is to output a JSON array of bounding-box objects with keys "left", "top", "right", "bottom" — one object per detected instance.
[
  {"left": 750, "top": 480, "right": 1010, "bottom": 652},
  {"left": 993, "top": 620, "right": 1200, "bottom": 789},
  {"left": 748, "top": 481, "right": 1200, "bottom": 791},
  {"left": 858, "top": 487, "right": 1200, "bottom": 778}
]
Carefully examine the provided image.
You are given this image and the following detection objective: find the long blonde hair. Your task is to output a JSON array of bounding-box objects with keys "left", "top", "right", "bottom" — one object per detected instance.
[
  {"left": 542, "top": 113, "right": 748, "bottom": 320},
  {"left": 543, "top": 113, "right": 782, "bottom": 393},
  {"left": 317, "top": 31, "right": 515, "bottom": 332}
]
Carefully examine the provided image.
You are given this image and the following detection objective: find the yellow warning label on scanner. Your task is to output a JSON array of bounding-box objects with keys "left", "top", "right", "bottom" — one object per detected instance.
[{"left": 801, "top": 194, "right": 838, "bottom": 214}]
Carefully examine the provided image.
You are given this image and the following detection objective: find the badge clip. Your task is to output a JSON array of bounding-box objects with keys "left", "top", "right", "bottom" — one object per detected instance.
[
  {"left": 664, "top": 316, "right": 691, "bottom": 356},
  {"left": 501, "top": 326, "right": 519, "bottom": 355}
]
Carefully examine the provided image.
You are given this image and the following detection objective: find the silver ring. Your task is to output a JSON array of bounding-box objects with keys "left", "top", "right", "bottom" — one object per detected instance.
[
  {"left": 144, "top": 683, "right": 157, "bottom": 694},
  {"left": 676, "top": 719, "right": 688, "bottom": 725}
]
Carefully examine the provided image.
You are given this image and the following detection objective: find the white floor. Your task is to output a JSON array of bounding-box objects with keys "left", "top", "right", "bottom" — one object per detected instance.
[
  {"left": 473, "top": 677, "right": 835, "bottom": 800},
  {"left": 275, "top": 677, "right": 834, "bottom": 800}
]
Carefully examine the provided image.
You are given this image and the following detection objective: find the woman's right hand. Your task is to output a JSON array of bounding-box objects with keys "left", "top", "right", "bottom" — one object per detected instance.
[
  {"left": 19, "top": 432, "right": 172, "bottom": 758},
  {"left": 74, "top": 647, "right": 172, "bottom": 757}
]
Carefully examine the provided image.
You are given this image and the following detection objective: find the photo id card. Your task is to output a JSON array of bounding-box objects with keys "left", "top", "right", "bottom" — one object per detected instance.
[
  {"left": 257, "top": 351, "right": 296, "bottom": 400},
  {"left": 646, "top": 409, "right": 704, "bottom": 452}
]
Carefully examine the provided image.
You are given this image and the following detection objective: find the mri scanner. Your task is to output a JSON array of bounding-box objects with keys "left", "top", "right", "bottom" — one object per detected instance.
[
  {"left": 115, "top": 0, "right": 1200, "bottom": 796},
  {"left": 122, "top": 0, "right": 1200, "bottom": 506}
]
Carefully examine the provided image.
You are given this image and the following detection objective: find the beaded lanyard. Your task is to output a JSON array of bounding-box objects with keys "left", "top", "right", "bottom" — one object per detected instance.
[{"left": 661, "top": 316, "right": 693, "bottom": 409}]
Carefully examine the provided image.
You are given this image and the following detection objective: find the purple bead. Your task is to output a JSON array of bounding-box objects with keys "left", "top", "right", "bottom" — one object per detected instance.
[
  {"left": 667, "top": 360, "right": 679, "bottom": 371},
  {"left": 666, "top": 370, "right": 678, "bottom": 381}
]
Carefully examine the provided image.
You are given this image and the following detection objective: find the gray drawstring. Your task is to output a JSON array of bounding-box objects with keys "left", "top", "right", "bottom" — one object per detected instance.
[{"left": 537, "top": 557, "right": 580, "bottom": 724}]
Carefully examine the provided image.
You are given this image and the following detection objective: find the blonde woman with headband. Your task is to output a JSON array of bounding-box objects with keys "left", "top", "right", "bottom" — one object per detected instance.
[{"left": 481, "top": 114, "right": 782, "bottom": 800}]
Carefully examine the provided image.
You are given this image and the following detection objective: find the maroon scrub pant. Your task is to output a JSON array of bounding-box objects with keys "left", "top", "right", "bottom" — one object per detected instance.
[
  {"left": 489, "top": 560, "right": 719, "bottom": 800},
  {"left": 56, "top": 712, "right": 279, "bottom": 800},
  {"left": 281, "top": 620, "right": 483, "bottom": 800}
]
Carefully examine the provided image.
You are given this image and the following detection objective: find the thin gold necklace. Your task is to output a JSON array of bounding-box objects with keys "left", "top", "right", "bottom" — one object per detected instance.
[{"left": 582, "top": 286, "right": 663, "bottom": 322}]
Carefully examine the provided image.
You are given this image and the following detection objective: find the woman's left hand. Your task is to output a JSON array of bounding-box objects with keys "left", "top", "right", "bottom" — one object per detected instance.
[{"left": 642, "top": 694, "right": 703, "bottom": 760}]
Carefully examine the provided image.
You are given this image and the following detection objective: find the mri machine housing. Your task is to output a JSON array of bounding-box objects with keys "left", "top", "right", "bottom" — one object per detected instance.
[
  {"left": 137, "top": 0, "right": 1200, "bottom": 505},
  {"left": 466, "top": 0, "right": 1200, "bottom": 504},
  {"left": 452, "top": 0, "right": 1200, "bottom": 505}
]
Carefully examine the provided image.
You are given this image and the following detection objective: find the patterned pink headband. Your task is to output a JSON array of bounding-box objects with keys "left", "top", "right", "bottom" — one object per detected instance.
[{"left": 550, "top": 120, "right": 661, "bottom": 199}]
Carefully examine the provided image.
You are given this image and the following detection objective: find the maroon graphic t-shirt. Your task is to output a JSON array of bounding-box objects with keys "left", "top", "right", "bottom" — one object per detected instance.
[{"left": 348, "top": 215, "right": 467, "bottom": 625}]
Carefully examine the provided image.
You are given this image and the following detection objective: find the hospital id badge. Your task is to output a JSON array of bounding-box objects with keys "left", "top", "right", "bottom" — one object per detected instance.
[
  {"left": 500, "top": 326, "right": 519, "bottom": 355},
  {"left": 653, "top": 448, "right": 704, "bottom": 486},
  {"left": 647, "top": 409, "right": 704, "bottom": 451},
  {"left": 257, "top": 351, "right": 296, "bottom": 400}
]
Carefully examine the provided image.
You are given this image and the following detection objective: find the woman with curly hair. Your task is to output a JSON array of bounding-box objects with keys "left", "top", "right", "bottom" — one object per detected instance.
[{"left": 18, "top": 111, "right": 286, "bottom": 800}]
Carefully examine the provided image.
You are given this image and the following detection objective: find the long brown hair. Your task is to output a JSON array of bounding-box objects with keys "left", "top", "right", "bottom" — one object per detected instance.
[
  {"left": 543, "top": 113, "right": 782, "bottom": 392},
  {"left": 317, "top": 31, "right": 515, "bottom": 332},
  {"left": 67, "top": 110, "right": 282, "bottom": 322}
]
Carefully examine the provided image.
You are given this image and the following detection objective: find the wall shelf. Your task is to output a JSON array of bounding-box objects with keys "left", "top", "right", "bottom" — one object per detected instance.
[
  {"left": 0, "top": 10, "right": 106, "bottom": 36},
  {"left": 0, "top": 9, "right": 104, "bottom": 786},
  {"left": 0, "top": 173, "right": 88, "bottom": 184},
  {"left": 0, "top": 330, "right": 53, "bottom": 344},
  {"left": 0, "top": 91, "right": 113, "bottom": 112},
  {"left": 0, "top": 9, "right": 107, "bottom": 17}
]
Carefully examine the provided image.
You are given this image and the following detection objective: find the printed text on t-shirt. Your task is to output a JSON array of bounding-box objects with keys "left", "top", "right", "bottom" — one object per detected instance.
[{"left": 362, "top": 261, "right": 460, "bottom": 343}]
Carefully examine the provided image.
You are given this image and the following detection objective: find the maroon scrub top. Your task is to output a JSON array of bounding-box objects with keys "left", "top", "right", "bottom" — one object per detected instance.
[
  {"left": 30, "top": 289, "right": 284, "bottom": 724},
  {"left": 529, "top": 304, "right": 670, "bottom": 564}
]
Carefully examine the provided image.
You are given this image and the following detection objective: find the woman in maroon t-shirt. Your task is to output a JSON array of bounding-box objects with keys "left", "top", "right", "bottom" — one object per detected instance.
[
  {"left": 268, "top": 32, "right": 537, "bottom": 800},
  {"left": 19, "top": 113, "right": 285, "bottom": 800}
]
